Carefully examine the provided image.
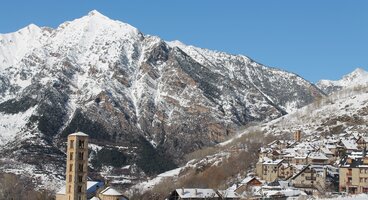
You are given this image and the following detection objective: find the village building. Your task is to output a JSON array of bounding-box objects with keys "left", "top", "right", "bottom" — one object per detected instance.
[
  {"left": 216, "top": 190, "right": 240, "bottom": 200},
  {"left": 233, "top": 176, "right": 262, "bottom": 195},
  {"left": 97, "top": 187, "right": 128, "bottom": 200},
  {"left": 260, "top": 180, "right": 307, "bottom": 199},
  {"left": 307, "top": 152, "right": 329, "bottom": 165},
  {"left": 356, "top": 136, "right": 368, "bottom": 150},
  {"left": 267, "top": 140, "right": 294, "bottom": 150},
  {"left": 340, "top": 139, "right": 359, "bottom": 153},
  {"left": 256, "top": 158, "right": 293, "bottom": 182},
  {"left": 339, "top": 154, "right": 368, "bottom": 194},
  {"left": 290, "top": 165, "right": 326, "bottom": 192},
  {"left": 292, "top": 154, "right": 308, "bottom": 165},
  {"left": 320, "top": 147, "right": 336, "bottom": 164}
]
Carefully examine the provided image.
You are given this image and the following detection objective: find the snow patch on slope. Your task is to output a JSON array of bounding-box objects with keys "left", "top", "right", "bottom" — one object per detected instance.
[{"left": 0, "top": 106, "right": 37, "bottom": 146}]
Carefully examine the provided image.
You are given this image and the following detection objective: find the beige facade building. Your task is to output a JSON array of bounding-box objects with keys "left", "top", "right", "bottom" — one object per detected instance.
[
  {"left": 339, "top": 156, "right": 368, "bottom": 194},
  {"left": 291, "top": 165, "right": 326, "bottom": 192},
  {"left": 256, "top": 158, "right": 292, "bottom": 182}
]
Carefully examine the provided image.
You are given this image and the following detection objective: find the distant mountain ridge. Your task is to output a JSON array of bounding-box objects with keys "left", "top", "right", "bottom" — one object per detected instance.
[
  {"left": 0, "top": 10, "right": 324, "bottom": 189},
  {"left": 316, "top": 68, "right": 368, "bottom": 94}
]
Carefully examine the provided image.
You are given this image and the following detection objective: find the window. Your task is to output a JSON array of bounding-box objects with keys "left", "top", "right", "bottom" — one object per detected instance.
[
  {"left": 70, "top": 140, "right": 74, "bottom": 149},
  {"left": 360, "top": 178, "right": 364, "bottom": 182},
  {"left": 69, "top": 164, "right": 73, "bottom": 172},
  {"left": 70, "top": 152, "right": 73, "bottom": 160},
  {"left": 79, "top": 140, "right": 84, "bottom": 148},
  {"left": 78, "top": 175, "right": 83, "bottom": 183},
  {"left": 79, "top": 164, "right": 84, "bottom": 172},
  {"left": 77, "top": 186, "right": 82, "bottom": 193},
  {"left": 78, "top": 152, "right": 84, "bottom": 160},
  {"left": 78, "top": 196, "right": 82, "bottom": 200},
  {"left": 68, "top": 185, "right": 71, "bottom": 193},
  {"left": 69, "top": 175, "right": 72, "bottom": 182}
]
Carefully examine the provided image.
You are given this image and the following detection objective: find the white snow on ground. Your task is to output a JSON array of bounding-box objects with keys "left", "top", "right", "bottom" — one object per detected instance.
[
  {"left": 260, "top": 86, "right": 368, "bottom": 137},
  {"left": 132, "top": 167, "right": 182, "bottom": 192}
]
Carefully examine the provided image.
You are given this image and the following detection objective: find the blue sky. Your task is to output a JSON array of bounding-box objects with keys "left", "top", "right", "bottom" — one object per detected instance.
[{"left": 0, "top": 1, "right": 367, "bottom": 83}]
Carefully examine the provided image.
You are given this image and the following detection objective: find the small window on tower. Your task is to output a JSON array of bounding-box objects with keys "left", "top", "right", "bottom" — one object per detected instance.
[
  {"left": 79, "top": 140, "right": 84, "bottom": 148},
  {"left": 69, "top": 175, "right": 72, "bottom": 182},
  {"left": 70, "top": 140, "right": 74, "bottom": 149},
  {"left": 78, "top": 152, "right": 84, "bottom": 160},
  {"left": 68, "top": 185, "right": 71, "bottom": 193},
  {"left": 77, "top": 186, "right": 82, "bottom": 193},
  {"left": 69, "top": 164, "right": 73, "bottom": 172},
  {"left": 70, "top": 152, "right": 73, "bottom": 160},
  {"left": 78, "top": 175, "right": 83, "bottom": 183},
  {"left": 79, "top": 164, "right": 84, "bottom": 172}
]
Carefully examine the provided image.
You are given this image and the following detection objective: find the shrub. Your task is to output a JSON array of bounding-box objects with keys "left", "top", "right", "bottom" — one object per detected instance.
[{"left": 91, "top": 147, "right": 127, "bottom": 169}]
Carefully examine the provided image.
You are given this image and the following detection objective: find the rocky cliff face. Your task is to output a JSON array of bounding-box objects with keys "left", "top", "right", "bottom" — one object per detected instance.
[{"left": 0, "top": 10, "right": 324, "bottom": 189}]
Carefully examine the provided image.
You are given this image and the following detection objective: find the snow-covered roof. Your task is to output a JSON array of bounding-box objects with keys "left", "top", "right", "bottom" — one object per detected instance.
[
  {"left": 175, "top": 188, "right": 219, "bottom": 198},
  {"left": 308, "top": 152, "right": 329, "bottom": 160},
  {"left": 69, "top": 132, "right": 89, "bottom": 137},
  {"left": 217, "top": 190, "right": 240, "bottom": 198},
  {"left": 263, "top": 159, "right": 283, "bottom": 165},
  {"left": 294, "top": 154, "right": 307, "bottom": 159},
  {"left": 87, "top": 181, "right": 100, "bottom": 188},
  {"left": 56, "top": 181, "right": 104, "bottom": 195},
  {"left": 240, "top": 176, "right": 261, "bottom": 184},
  {"left": 100, "top": 187, "right": 123, "bottom": 196},
  {"left": 89, "top": 197, "right": 100, "bottom": 200},
  {"left": 341, "top": 139, "right": 358, "bottom": 150},
  {"left": 325, "top": 144, "right": 337, "bottom": 149},
  {"left": 320, "top": 147, "right": 333, "bottom": 155}
]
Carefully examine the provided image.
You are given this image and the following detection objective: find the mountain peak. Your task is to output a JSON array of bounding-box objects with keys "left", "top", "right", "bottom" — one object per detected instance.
[
  {"left": 346, "top": 67, "right": 367, "bottom": 77},
  {"left": 87, "top": 10, "right": 106, "bottom": 18},
  {"left": 317, "top": 67, "right": 368, "bottom": 94}
]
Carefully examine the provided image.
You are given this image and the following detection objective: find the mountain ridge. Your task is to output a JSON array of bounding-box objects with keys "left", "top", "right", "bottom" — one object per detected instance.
[
  {"left": 317, "top": 67, "right": 368, "bottom": 94},
  {"left": 0, "top": 10, "right": 324, "bottom": 190}
]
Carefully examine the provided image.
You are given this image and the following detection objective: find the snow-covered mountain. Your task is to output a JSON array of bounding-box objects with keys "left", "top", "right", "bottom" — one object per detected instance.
[
  {"left": 262, "top": 84, "right": 368, "bottom": 139},
  {"left": 0, "top": 10, "right": 324, "bottom": 189},
  {"left": 317, "top": 68, "right": 368, "bottom": 94}
]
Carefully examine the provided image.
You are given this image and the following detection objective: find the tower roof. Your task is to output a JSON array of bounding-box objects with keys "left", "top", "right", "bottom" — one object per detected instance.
[{"left": 69, "top": 132, "right": 89, "bottom": 137}]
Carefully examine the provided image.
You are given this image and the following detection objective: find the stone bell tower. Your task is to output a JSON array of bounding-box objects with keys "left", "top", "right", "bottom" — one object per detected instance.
[
  {"left": 65, "top": 132, "right": 89, "bottom": 200},
  {"left": 294, "top": 130, "right": 302, "bottom": 142}
]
